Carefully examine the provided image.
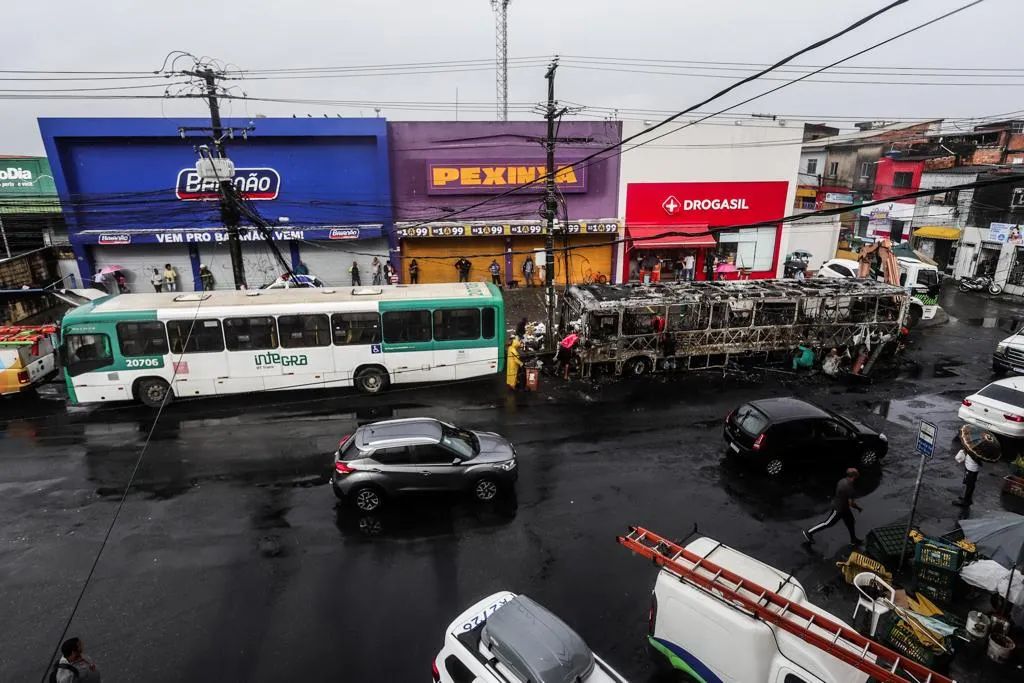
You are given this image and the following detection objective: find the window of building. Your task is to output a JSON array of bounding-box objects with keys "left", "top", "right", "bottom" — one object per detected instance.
[
  {"left": 1012, "top": 121, "right": 1024, "bottom": 134},
  {"left": 224, "top": 316, "right": 278, "bottom": 351},
  {"left": 799, "top": 198, "right": 816, "bottom": 210},
  {"left": 116, "top": 321, "right": 168, "bottom": 357},
  {"left": 716, "top": 226, "right": 776, "bottom": 271},
  {"left": 278, "top": 314, "right": 331, "bottom": 348},
  {"left": 332, "top": 312, "right": 381, "bottom": 346},
  {"left": 930, "top": 189, "right": 959, "bottom": 206},
  {"left": 481, "top": 307, "right": 496, "bottom": 339},
  {"left": 859, "top": 162, "right": 872, "bottom": 179},
  {"left": 1013, "top": 188, "right": 1024, "bottom": 208},
  {"left": 433, "top": 308, "right": 480, "bottom": 341},
  {"left": 805, "top": 158, "right": 818, "bottom": 175},
  {"left": 382, "top": 310, "right": 432, "bottom": 343},
  {"left": 893, "top": 171, "right": 914, "bottom": 188},
  {"left": 64, "top": 333, "right": 114, "bottom": 376},
  {"left": 167, "top": 319, "right": 225, "bottom": 354},
  {"left": 828, "top": 161, "right": 839, "bottom": 177}
]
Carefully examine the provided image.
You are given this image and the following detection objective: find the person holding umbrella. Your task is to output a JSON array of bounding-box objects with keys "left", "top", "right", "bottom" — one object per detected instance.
[{"left": 954, "top": 425, "right": 1002, "bottom": 507}]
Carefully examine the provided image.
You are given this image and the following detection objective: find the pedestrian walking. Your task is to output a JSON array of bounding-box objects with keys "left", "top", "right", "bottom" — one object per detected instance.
[
  {"left": 150, "top": 268, "right": 163, "bottom": 292},
  {"left": 683, "top": 252, "right": 695, "bottom": 281},
  {"left": 115, "top": 272, "right": 129, "bottom": 294},
  {"left": 408, "top": 258, "right": 419, "bottom": 284},
  {"left": 163, "top": 263, "right": 178, "bottom": 292},
  {"left": 704, "top": 253, "right": 717, "bottom": 282},
  {"left": 53, "top": 637, "right": 101, "bottom": 682},
  {"left": 371, "top": 257, "right": 383, "bottom": 285},
  {"left": 92, "top": 269, "right": 108, "bottom": 293},
  {"left": 383, "top": 261, "right": 395, "bottom": 284},
  {"left": 349, "top": 260, "right": 362, "bottom": 286},
  {"left": 952, "top": 448, "right": 982, "bottom": 507},
  {"left": 522, "top": 256, "right": 535, "bottom": 287},
  {"left": 802, "top": 468, "right": 864, "bottom": 546},
  {"left": 455, "top": 256, "right": 472, "bottom": 283},
  {"left": 199, "top": 264, "right": 216, "bottom": 291},
  {"left": 294, "top": 261, "right": 310, "bottom": 276},
  {"left": 488, "top": 259, "right": 502, "bottom": 286},
  {"left": 506, "top": 337, "right": 523, "bottom": 391}
]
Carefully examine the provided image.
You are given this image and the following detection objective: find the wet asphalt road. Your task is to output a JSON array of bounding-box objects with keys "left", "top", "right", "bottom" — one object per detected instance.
[{"left": 2, "top": 285, "right": 1024, "bottom": 683}]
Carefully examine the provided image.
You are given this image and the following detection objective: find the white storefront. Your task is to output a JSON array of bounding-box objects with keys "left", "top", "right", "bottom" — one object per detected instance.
[{"left": 616, "top": 119, "right": 807, "bottom": 279}]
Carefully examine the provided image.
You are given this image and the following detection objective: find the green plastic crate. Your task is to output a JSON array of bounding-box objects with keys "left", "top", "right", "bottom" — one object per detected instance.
[
  {"left": 915, "top": 538, "right": 963, "bottom": 572},
  {"left": 918, "top": 583, "right": 954, "bottom": 605},
  {"left": 880, "top": 613, "right": 949, "bottom": 669},
  {"left": 916, "top": 565, "right": 957, "bottom": 589},
  {"left": 866, "top": 523, "right": 918, "bottom": 569}
]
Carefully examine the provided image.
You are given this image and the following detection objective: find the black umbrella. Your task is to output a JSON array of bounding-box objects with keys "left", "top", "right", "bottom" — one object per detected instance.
[{"left": 959, "top": 424, "right": 1003, "bottom": 463}]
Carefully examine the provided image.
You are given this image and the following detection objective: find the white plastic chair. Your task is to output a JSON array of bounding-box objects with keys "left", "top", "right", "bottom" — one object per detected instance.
[{"left": 853, "top": 571, "right": 896, "bottom": 637}]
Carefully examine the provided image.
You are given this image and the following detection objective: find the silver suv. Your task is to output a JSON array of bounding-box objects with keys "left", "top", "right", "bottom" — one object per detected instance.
[{"left": 331, "top": 418, "right": 518, "bottom": 512}]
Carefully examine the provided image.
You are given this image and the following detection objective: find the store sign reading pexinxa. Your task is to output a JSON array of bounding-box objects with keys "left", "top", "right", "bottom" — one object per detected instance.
[{"left": 176, "top": 167, "right": 281, "bottom": 201}]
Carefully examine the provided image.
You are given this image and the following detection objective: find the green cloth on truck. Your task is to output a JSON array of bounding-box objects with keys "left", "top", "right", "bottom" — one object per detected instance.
[{"left": 792, "top": 345, "right": 814, "bottom": 370}]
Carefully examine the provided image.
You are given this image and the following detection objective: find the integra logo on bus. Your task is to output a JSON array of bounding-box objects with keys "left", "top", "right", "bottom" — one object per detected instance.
[
  {"left": 254, "top": 352, "right": 309, "bottom": 368},
  {"left": 176, "top": 168, "right": 281, "bottom": 201}
]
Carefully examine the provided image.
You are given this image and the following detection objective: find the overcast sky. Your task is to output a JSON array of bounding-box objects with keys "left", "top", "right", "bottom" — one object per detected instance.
[{"left": 0, "top": 0, "right": 1017, "bottom": 155}]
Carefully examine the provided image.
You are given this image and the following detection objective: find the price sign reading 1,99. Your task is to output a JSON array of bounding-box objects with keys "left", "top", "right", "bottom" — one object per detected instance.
[
  {"left": 509, "top": 225, "right": 543, "bottom": 235},
  {"left": 471, "top": 225, "right": 505, "bottom": 236},
  {"left": 429, "top": 225, "right": 466, "bottom": 237},
  {"left": 398, "top": 226, "right": 429, "bottom": 238},
  {"left": 585, "top": 223, "right": 619, "bottom": 233}
]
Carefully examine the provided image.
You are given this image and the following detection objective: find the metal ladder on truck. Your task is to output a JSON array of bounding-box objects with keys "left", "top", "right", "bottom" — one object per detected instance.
[{"left": 617, "top": 526, "right": 955, "bottom": 683}]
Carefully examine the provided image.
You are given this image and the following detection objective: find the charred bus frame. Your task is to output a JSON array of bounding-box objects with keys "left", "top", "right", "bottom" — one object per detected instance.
[{"left": 562, "top": 280, "right": 909, "bottom": 378}]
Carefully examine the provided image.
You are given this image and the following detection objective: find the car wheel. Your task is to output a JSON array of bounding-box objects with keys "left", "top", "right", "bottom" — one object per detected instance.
[
  {"left": 623, "top": 356, "right": 652, "bottom": 377},
  {"left": 351, "top": 486, "right": 383, "bottom": 512},
  {"left": 473, "top": 477, "right": 500, "bottom": 502},
  {"left": 137, "top": 378, "right": 171, "bottom": 408},
  {"left": 765, "top": 458, "right": 784, "bottom": 476},
  {"left": 860, "top": 449, "right": 880, "bottom": 467},
  {"left": 989, "top": 283, "right": 1004, "bottom": 295},
  {"left": 354, "top": 367, "right": 389, "bottom": 394}
]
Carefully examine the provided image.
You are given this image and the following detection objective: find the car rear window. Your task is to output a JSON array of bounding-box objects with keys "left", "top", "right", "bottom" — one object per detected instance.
[
  {"left": 978, "top": 384, "right": 1024, "bottom": 406},
  {"left": 733, "top": 404, "right": 770, "bottom": 436}
]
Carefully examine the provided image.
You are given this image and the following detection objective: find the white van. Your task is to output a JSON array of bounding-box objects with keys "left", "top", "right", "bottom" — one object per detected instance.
[{"left": 647, "top": 537, "right": 869, "bottom": 683}]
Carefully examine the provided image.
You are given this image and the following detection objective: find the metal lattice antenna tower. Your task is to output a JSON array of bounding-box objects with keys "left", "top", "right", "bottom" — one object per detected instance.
[{"left": 491, "top": 0, "right": 511, "bottom": 121}]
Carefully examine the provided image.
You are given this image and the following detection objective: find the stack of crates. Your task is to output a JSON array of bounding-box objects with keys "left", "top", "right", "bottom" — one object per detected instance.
[
  {"left": 878, "top": 612, "right": 952, "bottom": 670},
  {"left": 914, "top": 537, "right": 963, "bottom": 605},
  {"left": 865, "top": 523, "right": 919, "bottom": 572}
]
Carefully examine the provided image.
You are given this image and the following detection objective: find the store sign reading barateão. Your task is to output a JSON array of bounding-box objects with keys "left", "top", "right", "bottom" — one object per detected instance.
[
  {"left": 426, "top": 161, "right": 587, "bottom": 194},
  {"left": 176, "top": 167, "right": 281, "bottom": 201}
]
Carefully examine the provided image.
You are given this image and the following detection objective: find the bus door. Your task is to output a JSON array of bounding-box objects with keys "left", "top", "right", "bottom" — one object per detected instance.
[
  {"left": 379, "top": 309, "right": 436, "bottom": 384},
  {"left": 219, "top": 316, "right": 279, "bottom": 394},
  {"left": 267, "top": 314, "right": 331, "bottom": 391},
  {"left": 329, "top": 312, "right": 384, "bottom": 387}
]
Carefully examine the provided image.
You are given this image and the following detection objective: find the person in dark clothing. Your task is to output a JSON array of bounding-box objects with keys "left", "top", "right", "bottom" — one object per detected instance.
[
  {"left": 488, "top": 259, "right": 502, "bottom": 286},
  {"left": 455, "top": 257, "right": 472, "bottom": 283},
  {"left": 704, "top": 253, "right": 717, "bottom": 282},
  {"left": 515, "top": 317, "right": 528, "bottom": 341},
  {"left": 803, "top": 468, "right": 863, "bottom": 545},
  {"left": 408, "top": 258, "right": 419, "bottom": 284},
  {"left": 349, "top": 261, "right": 361, "bottom": 286},
  {"left": 294, "top": 261, "right": 310, "bottom": 276}
]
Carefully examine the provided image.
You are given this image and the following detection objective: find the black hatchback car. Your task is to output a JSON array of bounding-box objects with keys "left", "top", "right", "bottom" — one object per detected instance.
[{"left": 723, "top": 397, "right": 888, "bottom": 476}]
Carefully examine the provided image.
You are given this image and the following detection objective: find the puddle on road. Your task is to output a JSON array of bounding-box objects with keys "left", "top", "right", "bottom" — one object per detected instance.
[
  {"left": 869, "top": 393, "right": 962, "bottom": 428},
  {"left": 959, "top": 317, "right": 1023, "bottom": 332}
]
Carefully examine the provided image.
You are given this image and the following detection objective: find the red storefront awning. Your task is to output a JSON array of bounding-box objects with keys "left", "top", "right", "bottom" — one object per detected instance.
[{"left": 628, "top": 224, "right": 714, "bottom": 248}]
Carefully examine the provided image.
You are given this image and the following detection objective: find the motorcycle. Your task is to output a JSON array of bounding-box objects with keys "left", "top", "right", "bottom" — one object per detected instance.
[{"left": 958, "top": 274, "right": 1003, "bottom": 295}]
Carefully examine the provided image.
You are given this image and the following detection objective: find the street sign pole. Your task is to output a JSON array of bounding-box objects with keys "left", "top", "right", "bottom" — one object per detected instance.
[{"left": 899, "top": 420, "right": 936, "bottom": 572}]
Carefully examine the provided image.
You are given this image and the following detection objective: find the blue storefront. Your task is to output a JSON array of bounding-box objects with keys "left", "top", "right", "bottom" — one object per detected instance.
[{"left": 38, "top": 117, "right": 393, "bottom": 291}]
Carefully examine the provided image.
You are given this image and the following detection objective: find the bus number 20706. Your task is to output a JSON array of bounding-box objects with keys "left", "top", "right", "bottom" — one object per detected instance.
[{"left": 125, "top": 358, "right": 162, "bottom": 368}]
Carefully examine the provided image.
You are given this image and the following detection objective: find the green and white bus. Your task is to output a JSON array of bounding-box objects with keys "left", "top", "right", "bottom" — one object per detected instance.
[{"left": 60, "top": 283, "right": 505, "bottom": 406}]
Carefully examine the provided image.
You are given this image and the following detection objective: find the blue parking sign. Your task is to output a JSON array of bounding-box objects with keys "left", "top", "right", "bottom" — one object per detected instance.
[{"left": 917, "top": 421, "right": 936, "bottom": 458}]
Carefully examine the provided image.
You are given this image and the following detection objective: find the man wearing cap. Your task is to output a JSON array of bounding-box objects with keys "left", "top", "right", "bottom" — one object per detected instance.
[{"left": 803, "top": 468, "right": 863, "bottom": 546}]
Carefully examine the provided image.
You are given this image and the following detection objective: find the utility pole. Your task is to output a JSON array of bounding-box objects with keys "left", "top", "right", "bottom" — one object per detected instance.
[
  {"left": 543, "top": 57, "right": 561, "bottom": 348},
  {"left": 491, "top": 0, "right": 511, "bottom": 121},
  {"left": 198, "top": 68, "right": 247, "bottom": 290}
]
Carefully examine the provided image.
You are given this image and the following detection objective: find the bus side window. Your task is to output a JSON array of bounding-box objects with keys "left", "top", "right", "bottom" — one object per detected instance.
[
  {"left": 278, "top": 314, "right": 331, "bottom": 348},
  {"left": 481, "top": 307, "right": 496, "bottom": 339},
  {"left": 382, "top": 310, "right": 432, "bottom": 343},
  {"left": 167, "top": 319, "right": 225, "bottom": 354},
  {"left": 332, "top": 312, "right": 382, "bottom": 346},
  {"left": 116, "top": 321, "right": 168, "bottom": 357},
  {"left": 65, "top": 333, "right": 114, "bottom": 376},
  {"left": 433, "top": 308, "right": 480, "bottom": 341},
  {"left": 224, "top": 316, "right": 278, "bottom": 351}
]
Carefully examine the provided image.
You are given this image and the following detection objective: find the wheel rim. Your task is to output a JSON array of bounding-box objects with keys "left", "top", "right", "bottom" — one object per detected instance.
[
  {"left": 862, "top": 450, "right": 877, "bottom": 466},
  {"left": 475, "top": 480, "right": 498, "bottom": 501},
  {"left": 628, "top": 360, "right": 646, "bottom": 376},
  {"left": 766, "top": 459, "right": 783, "bottom": 475},
  {"left": 355, "top": 489, "right": 379, "bottom": 511},
  {"left": 361, "top": 372, "right": 382, "bottom": 391},
  {"left": 146, "top": 383, "right": 167, "bottom": 404}
]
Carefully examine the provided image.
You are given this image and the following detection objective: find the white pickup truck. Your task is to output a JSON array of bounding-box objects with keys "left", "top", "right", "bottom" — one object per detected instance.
[{"left": 817, "top": 256, "right": 940, "bottom": 327}]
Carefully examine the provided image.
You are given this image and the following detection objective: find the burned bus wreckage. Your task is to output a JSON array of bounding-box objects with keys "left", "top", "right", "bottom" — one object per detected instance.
[{"left": 560, "top": 279, "right": 909, "bottom": 378}]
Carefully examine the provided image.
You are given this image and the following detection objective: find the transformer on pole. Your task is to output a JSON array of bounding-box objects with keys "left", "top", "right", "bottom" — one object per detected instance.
[{"left": 491, "top": 0, "right": 511, "bottom": 121}]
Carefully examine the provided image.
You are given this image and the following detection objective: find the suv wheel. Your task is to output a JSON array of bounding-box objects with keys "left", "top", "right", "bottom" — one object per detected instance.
[
  {"left": 765, "top": 458, "right": 784, "bottom": 476},
  {"left": 860, "top": 449, "right": 879, "bottom": 467},
  {"left": 473, "top": 477, "right": 499, "bottom": 502},
  {"left": 623, "top": 357, "right": 652, "bottom": 377},
  {"left": 351, "top": 486, "right": 383, "bottom": 512}
]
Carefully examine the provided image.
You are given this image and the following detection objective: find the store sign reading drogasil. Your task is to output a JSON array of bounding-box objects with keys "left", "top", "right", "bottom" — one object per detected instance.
[{"left": 426, "top": 161, "right": 587, "bottom": 195}]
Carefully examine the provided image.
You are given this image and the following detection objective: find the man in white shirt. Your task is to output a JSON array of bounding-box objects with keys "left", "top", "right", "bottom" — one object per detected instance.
[
  {"left": 682, "top": 253, "right": 695, "bottom": 281},
  {"left": 952, "top": 448, "right": 981, "bottom": 507}
]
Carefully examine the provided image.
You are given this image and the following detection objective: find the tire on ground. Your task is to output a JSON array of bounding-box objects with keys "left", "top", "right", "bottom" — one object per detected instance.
[{"left": 622, "top": 356, "right": 652, "bottom": 377}]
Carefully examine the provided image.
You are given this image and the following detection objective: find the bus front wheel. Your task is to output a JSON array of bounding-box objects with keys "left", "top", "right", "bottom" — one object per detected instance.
[
  {"left": 136, "top": 378, "right": 172, "bottom": 408},
  {"left": 354, "top": 367, "right": 389, "bottom": 394}
]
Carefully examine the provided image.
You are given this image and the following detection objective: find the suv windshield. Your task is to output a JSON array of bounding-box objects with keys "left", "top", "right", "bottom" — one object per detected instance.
[
  {"left": 733, "top": 404, "right": 770, "bottom": 436},
  {"left": 442, "top": 426, "right": 479, "bottom": 459},
  {"left": 916, "top": 269, "right": 939, "bottom": 288}
]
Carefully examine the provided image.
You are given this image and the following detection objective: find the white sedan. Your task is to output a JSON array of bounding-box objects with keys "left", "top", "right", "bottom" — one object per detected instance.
[
  {"left": 815, "top": 258, "right": 862, "bottom": 279},
  {"left": 433, "top": 591, "right": 628, "bottom": 683},
  {"left": 959, "top": 377, "right": 1024, "bottom": 438}
]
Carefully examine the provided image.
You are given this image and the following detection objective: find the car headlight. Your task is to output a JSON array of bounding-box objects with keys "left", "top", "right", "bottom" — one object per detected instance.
[
  {"left": 497, "top": 459, "right": 517, "bottom": 471},
  {"left": 997, "top": 344, "right": 1008, "bottom": 355},
  {"left": 879, "top": 433, "right": 888, "bottom": 442}
]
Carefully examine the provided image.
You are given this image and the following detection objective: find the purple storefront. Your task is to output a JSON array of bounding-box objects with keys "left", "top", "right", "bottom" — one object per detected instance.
[{"left": 388, "top": 121, "right": 622, "bottom": 285}]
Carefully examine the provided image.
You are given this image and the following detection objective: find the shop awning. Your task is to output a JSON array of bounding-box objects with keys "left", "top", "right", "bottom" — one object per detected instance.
[
  {"left": 628, "top": 224, "right": 714, "bottom": 248},
  {"left": 913, "top": 226, "right": 962, "bottom": 240}
]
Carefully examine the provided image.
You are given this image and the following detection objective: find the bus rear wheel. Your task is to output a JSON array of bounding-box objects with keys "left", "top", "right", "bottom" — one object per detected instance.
[
  {"left": 136, "top": 378, "right": 172, "bottom": 408},
  {"left": 354, "top": 367, "right": 389, "bottom": 394}
]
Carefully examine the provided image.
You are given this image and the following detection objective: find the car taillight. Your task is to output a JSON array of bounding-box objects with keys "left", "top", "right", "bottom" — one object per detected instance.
[
  {"left": 648, "top": 593, "right": 658, "bottom": 636},
  {"left": 431, "top": 657, "right": 440, "bottom": 682},
  {"left": 335, "top": 461, "right": 357, "bottom": 474},
  {"left": 962, "top": 399, "right": 973, "bottom": 407},
  {"left": 16, "top": 370, "right": 29, "bottom": 384},
  {"left": 752, "top": 433, "right": 765, "bottom": 451},
  {"left": 1005, "top": 414, "right": 1024, "bottom": 423},
  {"left": 338, "top": 434, "right": 352, "bottom": 448}
]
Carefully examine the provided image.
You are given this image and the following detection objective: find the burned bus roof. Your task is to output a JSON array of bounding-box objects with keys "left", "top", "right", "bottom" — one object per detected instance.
[{"left": 566, "top": 279, "right": 907, "bottom": 310}]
